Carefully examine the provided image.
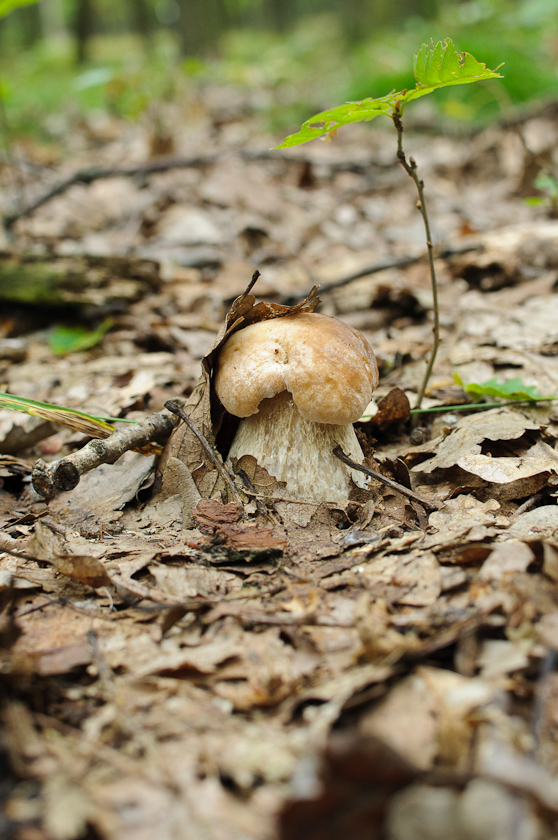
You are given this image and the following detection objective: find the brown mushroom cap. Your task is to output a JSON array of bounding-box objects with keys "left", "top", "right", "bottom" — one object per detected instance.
[{"left": 215, "top": 312, "right": 378, "bottom": 424}]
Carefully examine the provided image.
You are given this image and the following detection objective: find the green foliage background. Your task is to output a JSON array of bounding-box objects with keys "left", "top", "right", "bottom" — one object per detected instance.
[{"left": 0, "top": 0, "right": 556, "bottom": 142}]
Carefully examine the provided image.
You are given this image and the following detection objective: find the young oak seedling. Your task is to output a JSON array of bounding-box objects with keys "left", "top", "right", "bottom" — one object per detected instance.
[{"left": 275, "top": 38, "right": 503, "bottom": 409}]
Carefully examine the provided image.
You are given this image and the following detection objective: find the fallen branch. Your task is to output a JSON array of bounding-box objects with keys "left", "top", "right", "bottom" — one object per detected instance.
[
  {"left": 4, "top": 154, "right": 215, "bottom": 227},
  {"left": 279, "top": 243, "right": 479, "bottom": 305},
  {"left": 333, "top": 445, "right": 439, "bottom": 511},
  {"left": 32, "top": 410, "right": 177, "bottom": 499}
]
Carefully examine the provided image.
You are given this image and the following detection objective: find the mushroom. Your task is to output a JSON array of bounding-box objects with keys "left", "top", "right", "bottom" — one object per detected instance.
[{"left": 214, "top": 312, "right": 378, "bottom": 501}]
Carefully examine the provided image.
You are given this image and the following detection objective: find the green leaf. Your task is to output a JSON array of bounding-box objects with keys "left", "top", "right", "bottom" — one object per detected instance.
[
  {"left": 401, "top": 38, "right": 503, "bottom": 108},
  {"left": 48, "top": 319, "right": 112, "bottom": 356},
  {"left": 0, "top": 0, "right": 38, "bottom": 19},
  {"left": 274, "top": 94, "right": 395, "bottom": 149},
  {"left": 534, "top": 171, "right": 558, "bottom": 198},
  {"left": 274, "top": 38, "right": 503, "bottom": 149},
  {"left": 524, "top": 197, "right": 546, "bottom": 207},
  {"left": 415, "top": 38, "right": 502, "bottom": 89},
  {"left": 453, "top": 373, "right": 550, "bottom": 402},
  {"left": 0, "top": 392, "right": 136, "bottom": 437}
]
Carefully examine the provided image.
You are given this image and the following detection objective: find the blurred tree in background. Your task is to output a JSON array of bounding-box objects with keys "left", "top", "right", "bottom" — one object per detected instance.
[{"left": 0, "top": 0, "right": 556, "bottom": 143}]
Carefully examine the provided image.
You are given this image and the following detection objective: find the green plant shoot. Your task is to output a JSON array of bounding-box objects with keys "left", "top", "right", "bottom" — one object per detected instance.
[
  {"left": 275, "top": 39, "right": 502, "bottom": 149},
  {"left": 275, "top": 38, "right": 502, "bottom": 412},
  {"left": 453, "top": 373, "right": 554, "bottom": 403}
]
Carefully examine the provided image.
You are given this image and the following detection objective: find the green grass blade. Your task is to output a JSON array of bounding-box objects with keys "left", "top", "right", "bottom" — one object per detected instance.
[{"left": 0, "top": 392, "right": 138, "bottom": 437}]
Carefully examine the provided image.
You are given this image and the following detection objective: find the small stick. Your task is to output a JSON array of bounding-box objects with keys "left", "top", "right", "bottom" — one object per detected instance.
[
  {"left": 242, "top": 269, "right": 261, "bottom": 297},
  {"left": 164, "top": 400, "right": 242, "bottom": 505},
  {"left": 4, "top": 154, "right": 215, "bottom": 227},
  {"left": 32, "top": 410, "right": 177, "bottom": 499},
  {"left": 333, "top": 446, "right": 439, "bottom": 511}
]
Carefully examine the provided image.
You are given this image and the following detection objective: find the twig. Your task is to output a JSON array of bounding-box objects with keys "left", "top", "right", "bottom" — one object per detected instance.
[
  {"left": 4, "top": 154, "right": 215, "bottom": 227},
  {"left": 392, "top": 107, "right": 440, "bottom": 411},
  {"left": 164, "top": 400, "right": 242, "bottom": 505},
  {"left": 531, "top": 649, "right": 557, "bottom": 750},
  {"left": 32, "top": 410, "right": 177, "bottom": 499},
  {"left": 278, "top": 243, "right": 480, "bottom": 306},
  {"left": 242, "top": 268, "right": 261, "bottom": 296},
  {"left": 333, "top": 445, "right": 439, "bottom": 511}
]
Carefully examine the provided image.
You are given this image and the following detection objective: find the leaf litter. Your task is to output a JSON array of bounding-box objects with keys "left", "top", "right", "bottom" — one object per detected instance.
[{"left": 1, "top": 81, "right": 558, "bottom": 840}]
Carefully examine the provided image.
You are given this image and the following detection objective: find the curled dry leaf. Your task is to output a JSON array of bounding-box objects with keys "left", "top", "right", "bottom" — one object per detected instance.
[
  {"left": 231, "top": 454, "right": 284, "bottom": 498},
  {"left": 365, "top": 387, "right": 410, "bottom": 429}
]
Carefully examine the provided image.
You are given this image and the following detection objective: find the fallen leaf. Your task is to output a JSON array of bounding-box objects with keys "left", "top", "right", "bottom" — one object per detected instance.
[
  {"left": 479, "top": 541, "right": 535, "bottom": 581},
  {"left": 29, "top": 521, "right": 112, "bottom": 588},
  {"left": 365, "top": 387, "right": 410, "bottom": 429},
  {"left": 410, "top": 409, "right": 540, "bottom": 474}
]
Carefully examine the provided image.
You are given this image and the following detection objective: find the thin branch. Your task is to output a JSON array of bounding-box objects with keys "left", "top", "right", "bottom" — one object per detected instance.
[
  {"left": 4, "top": 154, "right": 215, "bottom": 228},
  {"left": 392, "top": 108, "right": 440, "bottom": 411},
  {"left": 164, "top": 400, "right": 242, "bottom": 505},
  {"left": 333, "top": 445, "right": 440, "bottom": 511},
  {"left": 32, "top": 410, "right": 177, "bottom": 499},
  {"left": 242, "top": 269, "right": 261, "bottom": 297}
]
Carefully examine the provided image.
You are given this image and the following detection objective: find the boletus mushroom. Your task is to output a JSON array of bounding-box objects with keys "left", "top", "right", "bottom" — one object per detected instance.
[{"left": 214, "top": 312, "right": 378, "bottom": 501}]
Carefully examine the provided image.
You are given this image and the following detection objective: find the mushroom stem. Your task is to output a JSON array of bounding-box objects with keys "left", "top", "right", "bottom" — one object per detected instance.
[{"left": 227, "top": 391, "right": 369, "bottom": 502}]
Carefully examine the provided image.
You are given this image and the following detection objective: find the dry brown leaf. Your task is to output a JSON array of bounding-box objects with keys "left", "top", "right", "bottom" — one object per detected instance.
[
  {"left": 232, "top": 453, "right": 282, "bottom": 496},
  {"left": 508, "top": 506, "right": 558, "bottom": 540},
  {"left": 410, "top": 409, "right": 540, "bottom": 475},
  {"left": 424, "top": 497, "right": 507, "bottom": 549},
  {"left": 193, "top": 499, "right": 244, "bottom": 530},
  {"left": 391, "top": 551, "right": 442, "bottom": 606},
  {"left": 29, "top": 521, "right": 112, "bottom": 589},
  {"left": 479, "top": 540, "right": 535, "bottom": 581},
  {"left": 193, "top": 499, "right": 287, "bottom": 557},
  {"left": 366, "top": 387, "right": 410, "bottom": 429}
]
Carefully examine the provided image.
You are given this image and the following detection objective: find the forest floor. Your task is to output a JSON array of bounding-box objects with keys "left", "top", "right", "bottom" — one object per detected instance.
[{"left": 1, "top": 83, "right": 558, "bottom": 840}]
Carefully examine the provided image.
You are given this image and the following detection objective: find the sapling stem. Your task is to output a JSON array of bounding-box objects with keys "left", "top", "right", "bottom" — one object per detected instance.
[{"left": 392, "top": 107, "right": 440, "bottom": 412}]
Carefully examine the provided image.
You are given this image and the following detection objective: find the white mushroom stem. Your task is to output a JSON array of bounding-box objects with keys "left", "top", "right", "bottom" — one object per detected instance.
[{"left": 227, "top": 391, "right": 370, "bottom": 502}]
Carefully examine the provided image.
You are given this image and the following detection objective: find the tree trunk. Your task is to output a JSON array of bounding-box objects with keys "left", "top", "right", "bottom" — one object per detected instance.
[
  {"left": 176, "top": 0, "right": 228, "bottom": 56},
  {"left": 264, "top": 0, "right": 297, "bottom": 33},
  {"left": 74, "top": 0, "right": 95, "bottom": 64},
  {"left": 18, "top": 3, "right": 43, "bottom": 48},
  {"left": 130, "top": 0, "right": 155, "bottom": 44},
  {"left": 38, "top": 0, "right": 70, "bottom": 44}
]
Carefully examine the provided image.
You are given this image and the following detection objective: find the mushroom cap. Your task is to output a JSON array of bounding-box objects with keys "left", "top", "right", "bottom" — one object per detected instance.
[{"left": 214, "top": 312, "right": 378, "bottom": 424}]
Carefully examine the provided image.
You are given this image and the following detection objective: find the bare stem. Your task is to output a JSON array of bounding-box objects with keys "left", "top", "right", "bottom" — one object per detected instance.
[
  {"left": 164, "top": 400, "right": 242, "bottom": 505},
  {"left": 392, "top": 109, "right": 440, "bottom": 411}
]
